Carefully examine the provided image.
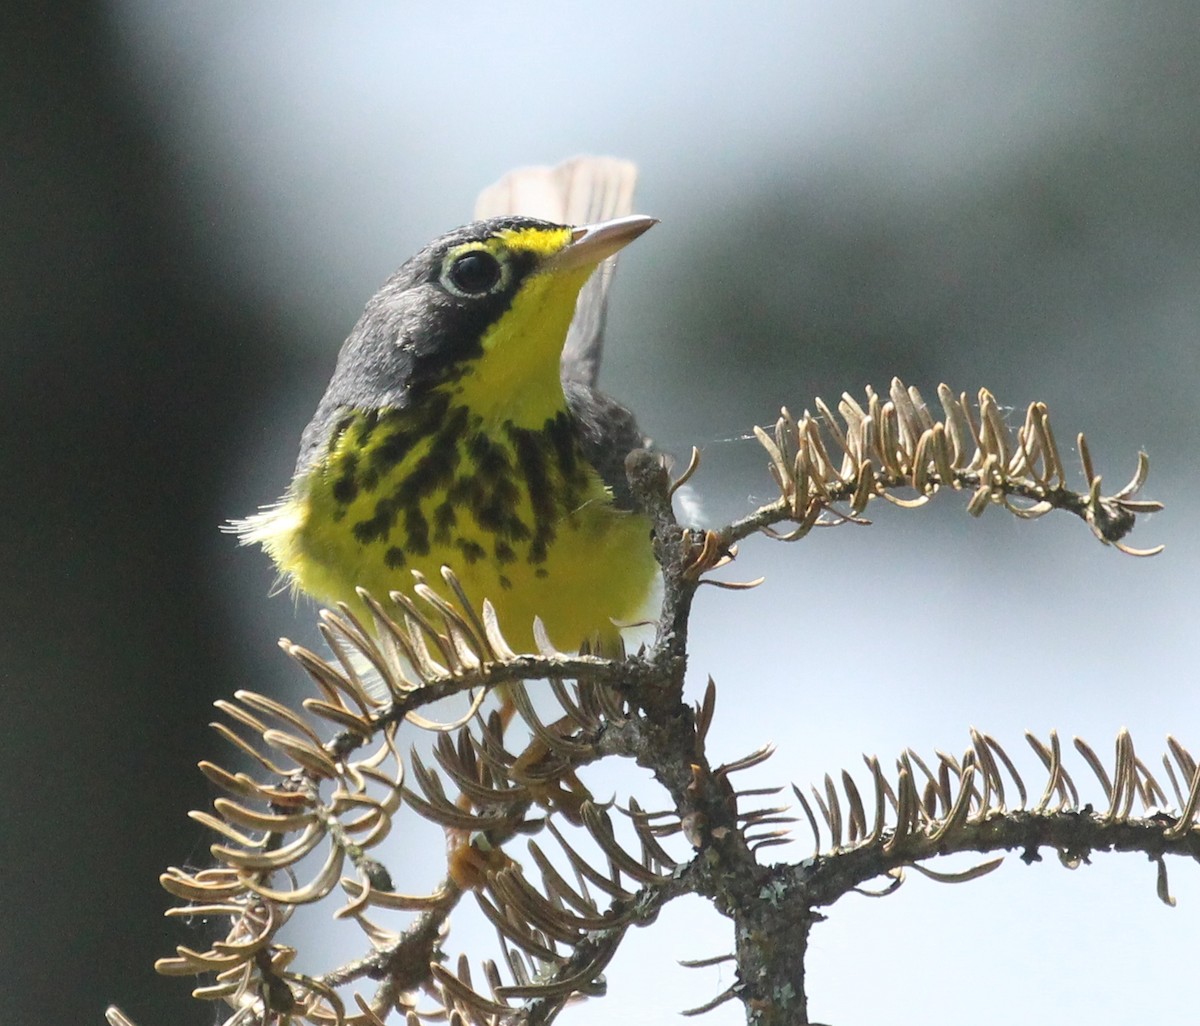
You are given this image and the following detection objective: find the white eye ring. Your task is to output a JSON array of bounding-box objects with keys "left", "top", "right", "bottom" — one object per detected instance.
[{"left": 441, "top": 246, "right": 508, "bottom": 298}]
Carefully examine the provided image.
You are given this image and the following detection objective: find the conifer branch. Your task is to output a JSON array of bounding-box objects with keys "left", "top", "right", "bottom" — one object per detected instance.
[
  {"left": 120, "top": 383, "right": 1177, "bottom": 1026},
  {"left": 725, "top": 379, "right": 1161, "bottom": 555},
  {"left": 787, "top": 728, "right": 1200, "bottom": 909}
]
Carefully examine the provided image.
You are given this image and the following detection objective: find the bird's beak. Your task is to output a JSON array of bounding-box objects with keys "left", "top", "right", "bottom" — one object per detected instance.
[{"left": 545, "top": 214, "right": 658, "bottom": 273}]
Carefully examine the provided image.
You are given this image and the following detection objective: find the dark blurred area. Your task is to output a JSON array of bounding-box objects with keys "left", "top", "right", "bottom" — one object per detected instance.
[
  {"left": 2, "top": 6, "right": 278, "bottom": 1023},
  {"left": 4, "top": 3, "right": 1198, "bottom": 1025}
]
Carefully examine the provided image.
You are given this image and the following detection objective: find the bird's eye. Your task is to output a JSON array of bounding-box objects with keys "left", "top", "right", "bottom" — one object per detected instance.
[{"left": 444, "top": 250, "right": 503, "bottom": 297}]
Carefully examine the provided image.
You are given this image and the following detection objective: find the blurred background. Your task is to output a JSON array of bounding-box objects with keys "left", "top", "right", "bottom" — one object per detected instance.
[{"left": 4, "top": 2, "right": 1197, "bottom": 1024}]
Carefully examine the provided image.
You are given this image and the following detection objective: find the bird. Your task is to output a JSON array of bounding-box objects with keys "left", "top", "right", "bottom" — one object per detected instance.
[{"left": 231, "top": 157, "right": 660, "bottom": 662}]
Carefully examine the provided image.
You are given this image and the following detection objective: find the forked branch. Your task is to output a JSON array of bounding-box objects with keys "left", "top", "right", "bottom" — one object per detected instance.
[{"left": 114, "top": 383, "right": 1172, "bottom": 1026}]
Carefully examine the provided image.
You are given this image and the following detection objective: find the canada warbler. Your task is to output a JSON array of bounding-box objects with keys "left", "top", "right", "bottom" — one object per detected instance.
[{"left": 233, "top": 158, "right": 659, "bottom": 656}]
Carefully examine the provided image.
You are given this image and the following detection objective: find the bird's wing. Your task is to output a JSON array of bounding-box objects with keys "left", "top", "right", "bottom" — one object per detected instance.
[{"left": 474, "top": 156, "right": 638, "bottom": 389}]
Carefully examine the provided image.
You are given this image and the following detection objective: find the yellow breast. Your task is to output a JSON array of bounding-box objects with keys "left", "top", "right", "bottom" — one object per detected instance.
[{"left": 253, "top": 397, "right": 657, "bottom": 654}]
